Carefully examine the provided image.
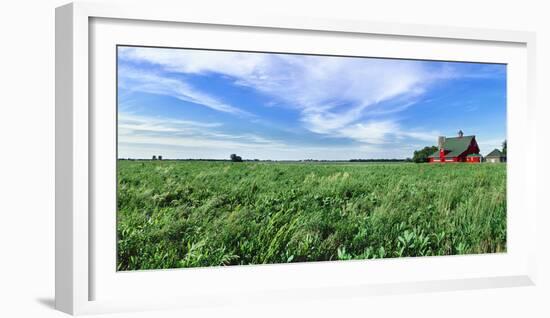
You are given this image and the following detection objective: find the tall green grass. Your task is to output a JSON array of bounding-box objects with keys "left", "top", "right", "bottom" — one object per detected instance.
[{"left": 117, "top": 161, "right": 506, "bottom": 270}]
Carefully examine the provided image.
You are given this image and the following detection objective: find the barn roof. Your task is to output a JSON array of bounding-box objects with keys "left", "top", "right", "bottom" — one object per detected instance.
[
  {"left": 428, "top": 135, "right": 475, "bottom": 158},
  {"left": 486, "top": 148, "right": 504, "bottom": 158}
]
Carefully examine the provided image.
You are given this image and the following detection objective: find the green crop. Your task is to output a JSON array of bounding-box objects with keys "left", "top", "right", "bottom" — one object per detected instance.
[{"left": 117, "top": 161, "right": 506, "bottom": 271}]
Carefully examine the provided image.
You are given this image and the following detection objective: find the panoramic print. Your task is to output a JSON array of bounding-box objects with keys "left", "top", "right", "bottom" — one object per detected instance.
[{"left": 116, "top": 46, "right": 507, "bottom": 270}]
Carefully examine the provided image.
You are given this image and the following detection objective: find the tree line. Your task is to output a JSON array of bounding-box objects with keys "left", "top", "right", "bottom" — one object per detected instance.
[{"left": 120, "top": 140, "right": 508, "bottom": 164}]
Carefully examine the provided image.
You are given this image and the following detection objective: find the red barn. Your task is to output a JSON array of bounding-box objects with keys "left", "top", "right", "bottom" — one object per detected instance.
[{"left": 428, "top": 130, "right": 481, "bottom": 163}]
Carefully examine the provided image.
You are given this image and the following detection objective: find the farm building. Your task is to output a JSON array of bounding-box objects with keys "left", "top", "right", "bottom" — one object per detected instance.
[
  {"left": 485, "top": 149, "right": 506, "bottom": 163},
  {"left": 428, "top": 130, "right": 481, "bottom": 163},
  {"left": 466, "top": 153, "right": 483, "bottom": 163}
]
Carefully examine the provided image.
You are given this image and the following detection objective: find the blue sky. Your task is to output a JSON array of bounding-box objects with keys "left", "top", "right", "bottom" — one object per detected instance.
[{"left": 117, "top": 46, "right": 506, "bottom": 160}]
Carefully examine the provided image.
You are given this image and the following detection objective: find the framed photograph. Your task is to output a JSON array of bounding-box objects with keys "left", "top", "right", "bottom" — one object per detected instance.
[{"left": 56, "top": 2, "right": 537, "bottom": 315}]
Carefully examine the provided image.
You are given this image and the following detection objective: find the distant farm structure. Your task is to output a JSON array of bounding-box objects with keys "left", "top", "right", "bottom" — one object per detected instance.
[
  {"left": 428, "top": 130, "right": 482, "bottom": 163},
  {"left": 485, "top": 149, "right": 506, "bottom": 163}
]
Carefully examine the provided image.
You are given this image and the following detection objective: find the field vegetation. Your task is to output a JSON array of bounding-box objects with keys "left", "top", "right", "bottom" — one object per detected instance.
[{"left": 117, "top": 161, "right": 506, "bottom": 270}]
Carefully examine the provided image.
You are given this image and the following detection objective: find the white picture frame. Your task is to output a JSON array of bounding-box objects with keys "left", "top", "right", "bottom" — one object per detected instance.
[{"left": 55, "top": 1, "right": 538, "bottom": 315}]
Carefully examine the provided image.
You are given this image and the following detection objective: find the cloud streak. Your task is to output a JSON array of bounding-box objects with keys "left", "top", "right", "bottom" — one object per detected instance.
[
  {"left": 119, "top": 47, "right": 446, "bottom": 146},
  {"left": 118, "top": 66, "right": 250, "bottom": 115},
  {"left": 118, "top": 112, "right": 290, "bottom": 158}
]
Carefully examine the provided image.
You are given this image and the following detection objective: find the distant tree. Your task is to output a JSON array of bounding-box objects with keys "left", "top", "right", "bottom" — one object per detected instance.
[
  {"left": 158, "top": 155, "right": 163, "bottom": 160},
  {"left": 230, "top": 154, "right": 243, "bottom": 162},
  {"left": 152, "top": 155, "right": 157, "bottom": 160},
  {"left": 412, "top": 146, "right": 438, "bottom": 163},
  {"left": 502, "top": 140, "right": 507, "bottom": 156}
]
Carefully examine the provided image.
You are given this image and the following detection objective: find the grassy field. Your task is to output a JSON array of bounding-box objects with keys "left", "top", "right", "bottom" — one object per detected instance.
[{"left": 117, "top": 161, "right": 506, "bottom": 271}]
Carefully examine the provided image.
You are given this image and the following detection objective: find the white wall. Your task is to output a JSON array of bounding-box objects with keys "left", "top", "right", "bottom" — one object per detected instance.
[{"left": 0, "top": 0, "right": 548, "bottom": 317}]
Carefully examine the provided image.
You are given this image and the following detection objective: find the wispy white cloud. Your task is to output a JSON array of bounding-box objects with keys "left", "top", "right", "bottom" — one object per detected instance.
[
  {"left": 119, "top": 132, "right": 421, "bottom": 160},
  {"left": 119, "top": 66, "right": 250, "bottom": 115},
  {"left": 120, "top": 113, "right": 222, "bottom": 129},
  {"left": 337, "top": 120, "right": 439, "bottom": 145},
  {"left": 117, "top": 112, "right": 438, "bottom": 160},
  {"left": 120, "top": 113, "right": 238, "bottom": 137},
  {"left": 118, "top": 112, "right": 292, "bottom": 159},
  {"left": 119, "top": 47, "right": 447, "bottom": 146},
  {"left": 119, "top": 47, "right": 267, "bottom": 78},
  {"left": 434, "top": 62, "right": 506, "bottom": 80},
  {"left": 338, "top": 121, "right": 399, "bottom": 145},
  {"left": 399, "top": 130, "right": 440, "bottom": 142}
]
